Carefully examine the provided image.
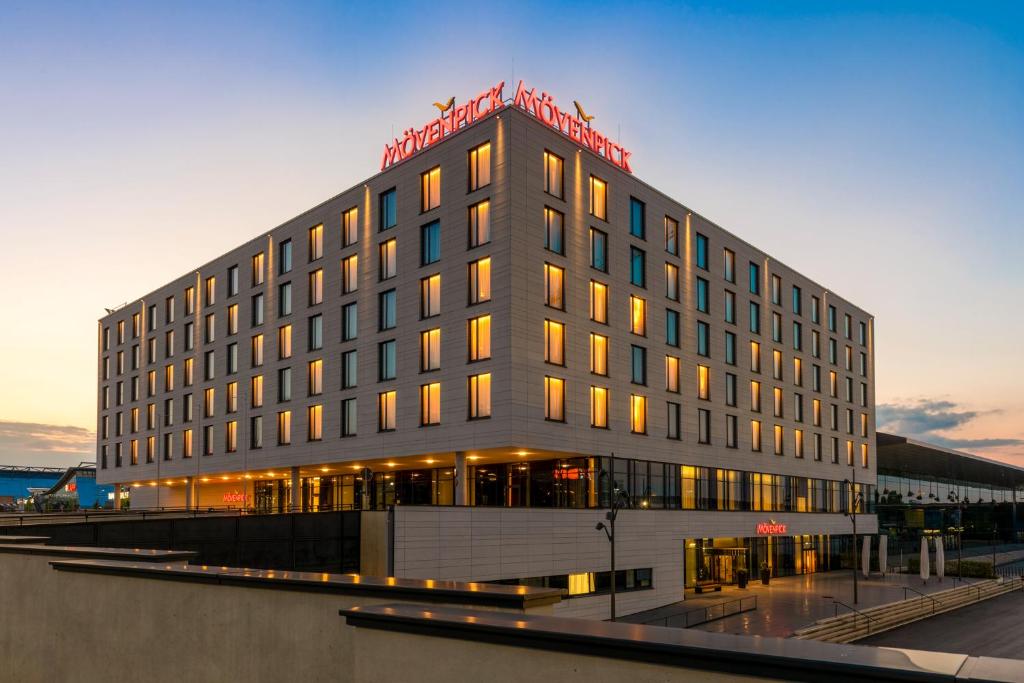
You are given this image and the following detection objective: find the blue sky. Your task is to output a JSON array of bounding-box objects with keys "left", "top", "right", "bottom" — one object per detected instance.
[{"left": 0, "top": 1, "right": 1021, "bottom": 466}]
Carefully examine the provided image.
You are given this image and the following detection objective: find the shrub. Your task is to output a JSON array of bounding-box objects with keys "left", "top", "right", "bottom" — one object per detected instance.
[{"left": 906, "top": 556, "right": 994, "bottom": 579}]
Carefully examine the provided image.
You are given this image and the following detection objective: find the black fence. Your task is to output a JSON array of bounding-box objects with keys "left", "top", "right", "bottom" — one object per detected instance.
[{"left": 0, "top": 511, "right": 361, "bottom": 573}]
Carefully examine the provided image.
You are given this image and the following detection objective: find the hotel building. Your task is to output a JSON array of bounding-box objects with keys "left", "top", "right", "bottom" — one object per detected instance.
[{"left": 96, "top": 82, "right": 877, "bottom": 618}]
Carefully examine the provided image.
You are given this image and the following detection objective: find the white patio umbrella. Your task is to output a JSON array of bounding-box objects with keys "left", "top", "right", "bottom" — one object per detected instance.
[
  {"left": 936, "top": 537, "right": 945, "bottom": 581},
  {"left": 862, "top": 535, "right": 871, "bottom": 577},
  {"left": 879, "top": 535, "right": 888, "bottom": 577},
  {"left": 920, "top": 536, "right": 930, "bottom": 583}
]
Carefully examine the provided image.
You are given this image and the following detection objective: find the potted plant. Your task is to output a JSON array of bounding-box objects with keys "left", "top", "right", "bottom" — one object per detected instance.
[
  {"left": 760, "top": 561, "right": 771, "bottom": 585},
  {"left": 737, "top": 567, "right": 749, "bottom": 589}
]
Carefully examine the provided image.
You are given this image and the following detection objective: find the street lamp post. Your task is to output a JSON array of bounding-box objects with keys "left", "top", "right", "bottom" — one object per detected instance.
[
  {"left": 844, "top": 467, "right": 862, "bottom": 605},
  {"left": 596, "top": 463, "right": 628, "bottom": 622},
  {"left": 948, "top": 490, "right": 964, "bottom": 580}
]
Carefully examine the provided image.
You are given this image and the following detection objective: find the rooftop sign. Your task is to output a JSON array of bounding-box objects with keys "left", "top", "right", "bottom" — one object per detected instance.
[{"left": 380, "top": 80, "right": 633, "bottom": 174}]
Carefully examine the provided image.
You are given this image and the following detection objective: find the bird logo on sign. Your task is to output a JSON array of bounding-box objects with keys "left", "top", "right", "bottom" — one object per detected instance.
[
  {"left": 573, "top": 100, "right": 595, "bottom": 125},
  {"left": 433, "top": 97, "right": 455, "bottom": 113}
]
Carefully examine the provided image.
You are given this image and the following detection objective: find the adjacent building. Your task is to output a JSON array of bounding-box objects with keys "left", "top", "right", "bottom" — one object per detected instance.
[{"left": 95, "top": 81, "right": 877, "bottom": 617}]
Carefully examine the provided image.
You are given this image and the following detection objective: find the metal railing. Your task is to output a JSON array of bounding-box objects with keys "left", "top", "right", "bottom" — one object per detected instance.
[
  {"left": 0, "top": 506, "right": 245, "bottom": 527},
  {"left": 831, "top": 599, "right": 878, "bottom": 635},
  {"left": 901, "top": 586, "right": 940, "bottom": 615},
  {"left": 643, "top": 595, "right": 757, "bottom": 629}
]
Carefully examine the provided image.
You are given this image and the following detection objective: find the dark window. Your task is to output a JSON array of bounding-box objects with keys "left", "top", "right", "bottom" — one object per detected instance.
[
  {"left": 630, "top": 247, "right": 646, "bottom": 287},
  {"left": 420, "top": 220, "right": 441, "bottom": 265},
  {"left": 590, "top": 228, "right": 608, "bottom": 272},
  {"left": 697, "top": 321, "right": 710, "bottom": 357},
  {"left": 379, "top": 188, "right": 397, "bottom": 231},
  {"left": 695, "top": 233, "right": 708, "bottom": 270},
  {"left": 630, "top": 197, "right": 646, "bottom": 239},
  {"left": 631, "top": 345, "right": 647, "bottom": 385}
]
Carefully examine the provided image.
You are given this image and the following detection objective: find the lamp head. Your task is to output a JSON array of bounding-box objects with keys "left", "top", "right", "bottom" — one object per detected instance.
[{"left": 595, "top": 522, "right": 606, "bottom": 531}]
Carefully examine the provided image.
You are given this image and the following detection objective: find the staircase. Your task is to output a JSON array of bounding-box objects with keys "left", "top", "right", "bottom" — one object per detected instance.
[{"left": 792, "top": 577, "right": 1023, "bottom": 644}]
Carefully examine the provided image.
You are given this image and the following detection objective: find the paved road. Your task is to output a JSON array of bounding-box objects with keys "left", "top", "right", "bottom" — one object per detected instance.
[{"left": 858, "top": 590, "right": 1024, "bottom": 660}]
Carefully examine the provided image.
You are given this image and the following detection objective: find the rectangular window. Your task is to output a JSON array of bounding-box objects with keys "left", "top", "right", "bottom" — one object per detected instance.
[
  {"left": 589, "top": 176, "right": 607, "bottom": 220},
  {"left": 184, "top": 287, "right": 195, "bottom": 316},
  {"left": 695, "top": 233, "right": 708, "bottom": 270},
  {"left": 278, "top": 367, "right": 291, "bottom": 402},
  {"left": 544, "top": 319, "right": 565, "bottom": 366},
  {"left": 544, "top": 206, "right": 564, "bottom": 255},
  {"left": 378, "top": 238, "right": 397, "bottom": 280},
  {"left": 308, "top": 224, "right": 323, "bottom": 262},
  {"left": 749, "top": 262, "right": 760, "bottom": 295},
  {"left": 749, "top": 301, "right": 761, "bottom": 334},
  {"left": 751, "top": 380, "right": 762, "bottom": 412},
  {"left": 378, "top": 391, "right": 397, "bottom": 431},
  {"left": 308, "top": 359, "right": 323, "bottom": 396},
  {"left": 543, "top": 150, "right": 564, "bottom": 199},
  {"left": 665, "top": 217, "right": 679, "bottom": 256},
  {"left": 204, "top": 350, "right": 215, "bottom": 380},
  {"left": 726, "top": 372, "right": 737, "bottom": 407},
  {"left": 590, "top": 281, "right": 608, "bottom": 323},
  {"left": 696, "top": 321, "right": 710, "bottom": 357},
  {"left": 204, "top": 277, "right": 216, "bottom": 307},
  {"left": 725, "top": 331, "right": 736, "bottom": 365},
  {"left": 468, "top": 373, "right": 491, "bottom": 419},
  {"left": 420, "top": 220, "right": 441, "bottom": 266},
  {"left": 339, "top": 254, "right": 357, "bottom": 294},
  {"left": 697, "top": 408, "right": 711, "bottom": 444},
  {"left": 666, "top": 309, "right": 680, "bottom": 347},
  {"left": 665, "top": 355, "right": 680, "bottom": 392},
  {"left": 544, "top": 377, "right": 565, "bottom": 421},
  {"left": 227, "top": 343, "right": 238, "bottom": 375},
  {"left": 420, "top": 328, "right": 441, "bottom": 371},
  {"left": 277, "top": 410, "right": 291, "bottom": 445},
  {"left": 306, "top": 269, "right": 324, "bottom": 308},
  {"left": 468, "top": 315, "right": 491, "bottom": 361},
  {"left": 204, "top": 313, "right": 216, "bottom": 343},
  {"left": 204, "top": 387, "right": 215, "bottom": 418},
  {"left": 421, "top": 166, "right": 441, "bottom": 212},
  {"left": 343, "top": 206, "right": 359, "bottom": 247},
  {"left": 468, "top": 257, "right": 491, "bottom": 304},
  {"left": 859, "top": 321, "right": 867, "bottom": 346},
  {"left": 630, "top": 247, "right": 646, "bottom": 287},
  {"left": 278, "top": 324, "right": 292, "bottom": 359},
  {"left": 590, "top": 386, "right": 609, "bottom": 428},
  {"left": 630, "top": 394, "right": 647, "bottom": 434},
  {"left": 420, "top": 383, "right": 441, "bottom": 426},
  {"left": 773, "top": 349, "right": 783, "bottom": 380},
  {"left": 468, "top": 200, "right": 490, "bottom": 247},
  {"left": 828, "top": 304, "right": 837, "bottom": 332},
  {"left": 724, "top": 290, "right": 736, "bottom": 324},
  {"left": 630, "top": 296, "right": 646, "bottom": 336},
  {"left": 770, "top": 274, "right": 781, "bottom": 306},
  {"left": 773, "top": 386, "right": 784, "bottom": 417},
  {"left": 279, "top": 240, "right": 292, "bottom": 275},
  {"left": 341, "top": 398, "right": 357, "bottom": 436},
  {"left": 591, "top": 333, "right": 609, "bottom": 376},
  {"left": 667, "top": 402, "right": 681, "bottom": 440},
  {"left": 631, "top": 345, "right": 647, "bottom": 385},
  {"left": 342, "top": 350, "right": 357, "bottom": 389},
  {"left": 342, "top": 302, "right": 358, "bottom": 340},
  {"left": 751, "top": 420, "right": 762, "bottom": 452},
  {"left": 629, "top": 197, "right": 645, "bottom": 239},
  {"left": 308, "top": 314, "right": 323, "bottom": 351},
  {"left": 793, "top": 322, "right": 803, "bottom": 351},
  {"left": 723, "top": 249, "right": 736, "bottom": 283},
  {"left": 590, "top": 228, "right": 608, "bottom": 272},
  {"left": 792, "top": 286, "right": 802, "bottom": 315},
  {"left": 696, "top": 277, "right": 709, "bottom": 313},
  {"left": 225, "top": 421, "right": 237, "bottom": 453},
  {"left": 250, "top": 253, "right": 265, "bottom": 289},
  {"left": 251, "top": 294, "right": 264, "bottom": 326},
  {"left": 468, "top": 141, "right": 491, "bottom": 191},
  {"left": 379, "top": 188, "right": 397, "bottom": 231},
  {"left": 278, "top": 282, "right": 292, "bottom": 316},
  {"left": 774, "top": 425, "right": 784, "bottom": 455},
  {"left": 378, "top": 340, "right": 397, "bottom": 381},
  {"left": 379, "top": 290, "right": 397, "bottom": 330},
  {"left": 793, "top": 357, "right": 803, "bottom": 386},
  {"left": 544, "top": 264, "right": 564, "bottom": 309},
  {"left": 726, "top": 415, "right": 738, "bottom": 448},
  {"left": 772, "top": 311, "right": 782, "bottom": 343},
  {"left": 251, "top": 375, "right": 263, "bottom": 408},
  {"left": 250, "top": 416, "right": 263, "bottom": 449},
  {"left": 665, "top": 263, "right": 679, "bottom": 301},
  {"left": 420, "top": 275, "right": 441, "bottom": 318}
]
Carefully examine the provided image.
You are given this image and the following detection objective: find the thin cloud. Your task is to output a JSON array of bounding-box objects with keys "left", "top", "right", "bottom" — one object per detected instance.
[
  {"left": 0, "top": 421, "right": 95, "bottom": 468},
  {"left": 877, "top": 400, "right": 1024, "bottom": 450}
]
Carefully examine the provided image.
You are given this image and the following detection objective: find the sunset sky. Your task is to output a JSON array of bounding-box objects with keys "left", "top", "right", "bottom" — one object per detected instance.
[{"left": 1, "top": 1, "right": 1021, "bottom": 468}]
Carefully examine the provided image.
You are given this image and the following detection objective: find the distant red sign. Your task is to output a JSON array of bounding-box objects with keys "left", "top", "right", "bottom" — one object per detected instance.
[
  {"left": 222, "top": 492, "right": 246, "bottom": 504},
  {"left": 756, "top": 521, "right": 787, "bottom": 535},
  {"left": 65, "top": 482, "right": 77, "bottom": 493}
]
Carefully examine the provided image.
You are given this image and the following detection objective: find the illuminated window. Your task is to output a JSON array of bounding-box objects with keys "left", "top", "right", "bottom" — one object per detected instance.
[
  {"left": 183, "top": 358, "right": 193, "bottom": 386},
  {"left": 182, "top": 429, "right": 193, "bottom": 458},
  {"left": 795, "top": 429, "right": 804, "bottom": 458},
  {"left": 591, "top": 334, "right": 609, "bottom": 376},
  {"left": 630, "top": 394, "right": 647, "bottom": 434},
  {"left": 630, "top": 197, "right": 645, "bottom": 239},
  {"left": 342, "top": 398, "right": 357, "bottom": 436},
  {"left": 379, "top": 188, "right": 397, "bottom": 231},
  {"left": 544, "top": 320, "right": 565, "bottom": 365},
  {"left": 544, "top": 376, "right": 565, "bottom": 421},
  {"left": 469, "top": 373, "right": 491, "bottom": 419},
  {"left": 861, "top": 442, "right": 869, "bottom": 468},
  {"left": 751, "top": 420, "right": 762, "bottom": 452},
  {"left": 468, "top": 315, "right": 491, "bottom": 361},
  {"left": 698, "top": 365, "right": 710, "bottom": 400},
  {"left": 544, "top": 263, "right": 564, "bottom": 309},
  {"left": 773, "top": 387, "right": 783, "bottom": 417},
  {"left": 543, "top": 150, "right": 564, "bottom": 199},
  {"left": 723, "top": 249, "right": 736, "bottom": 284},
  {"left": 277, "top": 410, "right": 291, "bottom": 445},
  {"left": 343, "top": 206, "right": 359, "bottom": 247},
  {"left": 308, "top": 224, "right": 323, "bottom": 261},
  {"left": 665, "top": 263, "right": 679, "bottom": 301},
  {"left": 590, "top": 387, "right": 608, "bottom": 428},
  {"left": 164, "top": 364, "right": 174, "bottom": 391},
  {"left": 544, "top": 206, "right": 564, "bottom": 255},
  {"left": 130, "top": 439, "right": 139, "bottom": 465},
  {"left": 130, "top": 407, "right": 139, "bottom": 433},
  {"left": 421, "top": 166, "right": 441, "bottom": 212},
  {"left": 250, "top": 375, "right": 263, "bottom": 408},
  {"left": 813, "top": 398, "right": 822, "bottom": 426},
  {"left": 846, "top": 439, "right": 854, "bottom": 466},
  {"left": 590, "top": 227, "right": 608, "bottom": 271},
  {"left": 469, "top": 257, "right": 491, "bottom": 303},
  {"left": 205, "top": 276, "right": 216, "bottom": 306},
  {"left": 336, "top": 255, "right": 356, "bottom": 294},
  {"left": 861, "top": 412, "right": 868, "bottom": 437},
  {"left": 147, "top": 370, "right": 157, "bottom": 396},
  {"left": 226, "top": 382, "right": 238, "bottom": 413},
  {"left": 665, "top": 355, "right": 679, "bottom": 392},
  {"left": 204, "top": 388, "right": 215, "bottom": 418},
  {"left": 589, "top": 176, "right": 607, "bottom": 220},
  {"left": 772, "top": 350, "right": 783, "bottom": 380},
  {"left": 830, "top": 370, "right": 838, "bottom": 397},
  {"left": 225, "top": 421, "right": 237, "bottom": 452},
  {"left": 468, "top": 141, "right": 491, "bottom": 191},
  {"left": 420, "top": 275, "right": 441, "bottom": 318},
  {"left": 420, "top": 383, "right": 441, "bottom": 425},
  {"left": 378, "top": 391, "right": 397, "bottom": 431},
  {"left": 665, "top": 216, "right": 679, "bottom": 256},
  {"left": 308, "top": 359, "right": 323, "bottom": 396},
  {"left": 590, "top": 281, "right": 608, "bottom": 323},
  {"left": 226, "top": 304, "right": 238, "bottom": 336},
  {"left": 751, "top": 380, "right": 761, "bottom": 412},
  {"left": 630, "top": 296, "right": 646, "bottom": 336},
  {"left": 378, "top": 239, "right": 397, "bottom": 281},
  {"left": 278, "top": 325, "right": 292, "bottom": 359},
  {"left": 420, "top": 328, "right": 441, "bottom": 371},
  {"left": 469, "top": 200, "right": 490, "bottom": 247}
]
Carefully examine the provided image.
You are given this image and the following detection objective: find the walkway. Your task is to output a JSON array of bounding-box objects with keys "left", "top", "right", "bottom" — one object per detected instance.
[
  {"left": 622, "top": 570, "right": 971, "bottom": 638},
  {"left": 858, "top": 590, "right": 1024, "bottom": 659}
]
